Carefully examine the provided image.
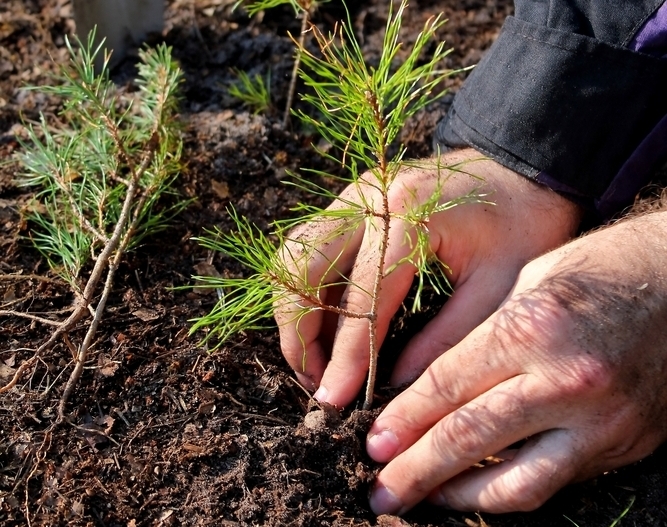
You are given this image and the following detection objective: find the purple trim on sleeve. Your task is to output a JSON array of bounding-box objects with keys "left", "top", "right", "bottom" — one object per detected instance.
[
  {"left": 534, "top": 172, "right": 586, "bottom": 199},
  {"left": 629, "top": 1, "right": 667, "bottom": 58},
  {"left": 596, "top": 113, "right": 667, "bottom": 218}
]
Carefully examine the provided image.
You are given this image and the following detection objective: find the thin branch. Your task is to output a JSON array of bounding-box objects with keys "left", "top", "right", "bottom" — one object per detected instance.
[
  {"left": 275, "top": 275, "right": 370, "bottom": 320},
  {"left": 0, "top": 310, "right": 62, "bottom": 326},
  {"left": 0, "top": 273, "right": 59, "bottom": 282},
  {"left": 0, "top": 354, "right": 38, "bottom": 394},
  {"left": 23, "top": 429, "right": 52, "bottom": 527},
  {"left": 56, "top": 176, "right": 109, "bottom": 244},
  {"left": 283, "top": 11, "right": 310, "bottom": 129},
  {"left": 64, "top": 417, "right": 121, "bottom": 446}
]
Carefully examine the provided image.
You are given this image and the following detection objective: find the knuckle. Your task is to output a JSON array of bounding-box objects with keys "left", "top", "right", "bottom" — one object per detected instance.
[
  {"left": 501, "top": 476, "right": 551, "bottom": 512},
  {"left": 427, "top": 363, "right": 468, "bottom": 409},
  {"left": 279, "top": 239, "right": 308, "bottom": 276},
  {"left": 339, "top": 288, "right": 371, "bottom": 315},
  {"left": 431, "top": 412, "right": 484, "bottom": 462},
  {"left": 556, "top": 355, "right": 614, "bottom": 398},
  {"left": 386, "top": 183, "right": 410, "bottom": 213},
  {"left": 494, "top": 455, "right": 575, "bottom": 512}
]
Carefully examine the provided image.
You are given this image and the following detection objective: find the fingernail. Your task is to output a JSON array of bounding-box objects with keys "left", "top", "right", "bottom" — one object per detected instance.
[
  {"left": 431, "top": 488, "right": 453, "bottom": 510},
  {"left": 295, "top": 372, "right": 315, "bottom": 391},
  {"left": 366, "top": 429, "right": 399, "bottom": 462},
  {"left": 313, "top": 385, "right": 329, "bottom": 403},
  {"left": 370, "top": 484, "right": 404, "bottom": 516}
]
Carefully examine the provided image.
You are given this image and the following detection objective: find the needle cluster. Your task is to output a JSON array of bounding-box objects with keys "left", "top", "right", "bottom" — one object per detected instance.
[
  {"left": 6, "top": 31, "right": 186, "bottom": 417},
  {"left": 17, "top": 31, "right": 185, "bottom": 287},
  {"left": 228, "top": 69, "right": 272, "bottom": 115}
]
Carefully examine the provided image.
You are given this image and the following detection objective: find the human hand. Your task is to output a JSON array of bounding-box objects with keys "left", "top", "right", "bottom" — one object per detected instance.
[
  {"left": 367, "top": 211, "right": 667, "bottom": 514},
  {"left": 274, "top": 148, "right": 581, "bottom": 407}
]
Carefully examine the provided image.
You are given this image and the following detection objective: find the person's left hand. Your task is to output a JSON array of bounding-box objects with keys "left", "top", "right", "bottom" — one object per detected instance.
[
  {"left": 274, "top": 150, "right": 580, "bottom": 408},
  {"left": 367, "top": 210, "right": 667, "bottom": 514}
]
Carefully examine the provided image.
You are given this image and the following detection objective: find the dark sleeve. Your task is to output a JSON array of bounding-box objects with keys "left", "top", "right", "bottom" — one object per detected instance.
[{"left": 434, "top": 0, "right": 667, "bottom": 220}]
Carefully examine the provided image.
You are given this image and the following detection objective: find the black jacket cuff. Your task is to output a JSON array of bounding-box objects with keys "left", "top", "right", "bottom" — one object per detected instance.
[{"left": 435, "top": 15, "right": 667, "bottom": 215}]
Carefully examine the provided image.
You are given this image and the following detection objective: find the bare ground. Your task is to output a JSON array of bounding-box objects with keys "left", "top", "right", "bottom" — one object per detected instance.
[{"left": 1, "top": 1, "right": 667, "bottom": 526}]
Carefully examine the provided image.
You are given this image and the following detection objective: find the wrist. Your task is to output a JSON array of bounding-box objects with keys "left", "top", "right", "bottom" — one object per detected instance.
[{"left": 446, "top": 148, "right": 583, "bottom": 253}]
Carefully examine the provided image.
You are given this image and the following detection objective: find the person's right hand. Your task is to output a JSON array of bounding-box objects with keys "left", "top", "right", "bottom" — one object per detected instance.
[
  {"left": 366, "top": 209, "right": 667, "bottom": 514},
  {"left": 274, "top": 148, "right": 583, "bottom": 407}
]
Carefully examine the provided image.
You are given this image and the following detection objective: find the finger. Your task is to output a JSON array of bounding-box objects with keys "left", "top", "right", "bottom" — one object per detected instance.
[
  {"left": 367, "top": 318, "right": 523, "bottom": 463},
  {"left": 276, "top": 287, "right": 340, "bottom": 389},
  {"left": 276, "top": 279, "right": 348, "bottom": 387},
  {"left": 314, "top": 216, "right": 423, "bottom": 407},
  {"left": 369, "top": 262, "right": 579, "bottom": 463},
  {"left": 430, "top": 430, "right": 577, "bottom": 513},
  {"left": 275, "top": 191, "right": 368, "bottom": 386},
  {"left": 368, "top": 373, "right": 564, "bottom": 516},
  {"left": 391, "top": 260, "right": 520, "bottom": 386}
]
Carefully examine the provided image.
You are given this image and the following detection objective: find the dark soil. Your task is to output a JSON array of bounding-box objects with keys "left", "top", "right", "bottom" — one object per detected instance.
[{"left": 1, "top": 1, "right": 667, "bottom": 526}]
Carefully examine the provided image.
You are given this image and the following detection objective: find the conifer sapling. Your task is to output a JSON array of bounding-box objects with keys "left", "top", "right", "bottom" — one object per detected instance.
[{"left": 193, "top": 0, "right": 486, "bottom": 409}]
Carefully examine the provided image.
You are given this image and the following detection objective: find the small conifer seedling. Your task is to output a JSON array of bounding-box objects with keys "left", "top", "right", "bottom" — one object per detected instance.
[
  {"left": 193, "top": 1, "right": 485, "bottom": 409},
  {"left": 228, "top": 68, "right": 272, "bottom": 115},
  {"left": 234, "top": 0, "right": 325, "bottom": 127},
  {"left": 2, "top": 31, "right": 186, "bottom": 417}
]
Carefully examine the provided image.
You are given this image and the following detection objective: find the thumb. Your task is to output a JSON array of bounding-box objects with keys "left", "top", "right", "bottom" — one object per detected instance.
[{"left": 391, "top": 262, "right": 519, "bottom": 386}]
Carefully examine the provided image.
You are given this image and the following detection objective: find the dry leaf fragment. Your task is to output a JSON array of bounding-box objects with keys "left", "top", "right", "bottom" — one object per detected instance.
[
  {"left": 0, "top": 362, "right": 16, "bottom": 379},
  {"left": 158, "top": 509, "right": 175, "bottom": 522},
  {"left": 98, "top": 353, "right": 120, "bottom": 377},
  {"left": 3, "top": 284, "right": 16, "bottom": 302},
  {"left": 182, "top": 443, "right": 206, "bottom": 454},
  {"left": 71, "top": 500, "right": 84, "bottom": 516},
  {"left": 192, "top": 262, "right": 222, "bottom": 295},
  {"left": 211, "top": 179, "right": 230, "bottom": 199},
  {"left": 95, "top": 415, "right": 115, "bottom": 434},
  {"left": 193, "top": 262, "right": 221, "bottom": 278},
  {"left": 197, "top": 401, "right": 216, "bottom": 415},
  {"left": 132, "top": 308, "right": 160, "bottom": 322},
  {"left": 376, "top": 515, "right": 411, "bottom": 527}
]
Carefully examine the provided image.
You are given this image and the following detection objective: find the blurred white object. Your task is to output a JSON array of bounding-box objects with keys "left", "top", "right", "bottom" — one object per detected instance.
[{"left": 73, "top": 0, "right": 164, "bottom": 69}]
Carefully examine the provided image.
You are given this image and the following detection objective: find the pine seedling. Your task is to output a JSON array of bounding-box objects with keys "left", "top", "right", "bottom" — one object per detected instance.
[
  {"left": 18, "top": 31, "right": 184, "bottom": 284},
  {"left": 234, "top": 0, "right": 326, "bottom": 127},
  {"left": 193, "top": 0, "right": 485, "bottom": 409},
  {"left": 5, "top": 30, "right": 186, "bottom": 416},
  {"left": 228, "top": 68, "right": 272, "bottom": 115}
]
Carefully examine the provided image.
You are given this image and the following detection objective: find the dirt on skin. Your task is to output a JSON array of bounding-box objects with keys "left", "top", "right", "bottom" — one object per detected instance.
[{"left": 1, "top": 1, "right": 667, "bottom": 526}]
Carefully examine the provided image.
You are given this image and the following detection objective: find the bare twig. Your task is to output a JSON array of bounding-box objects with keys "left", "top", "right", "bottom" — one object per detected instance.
[
  {"left": 0, "top": 310, "right": 62, "bottom": 326},
  {"left": 0, "top": 355, "right": 39, "bottom": 393},
  {"left": 283, "top": 10, "right": 310, "bottom": 129},
  {"left": 63, "top": 419, "right": 121, "bottom": 446},
  {"left": 23, "top": 429, "right": 53, "bottom": 527},
  {"left": 57, "top": 132, "right": 159, "bottom": 420},
  {"left": 0, "top": 273, "right": 59, "bottom": 283}
]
